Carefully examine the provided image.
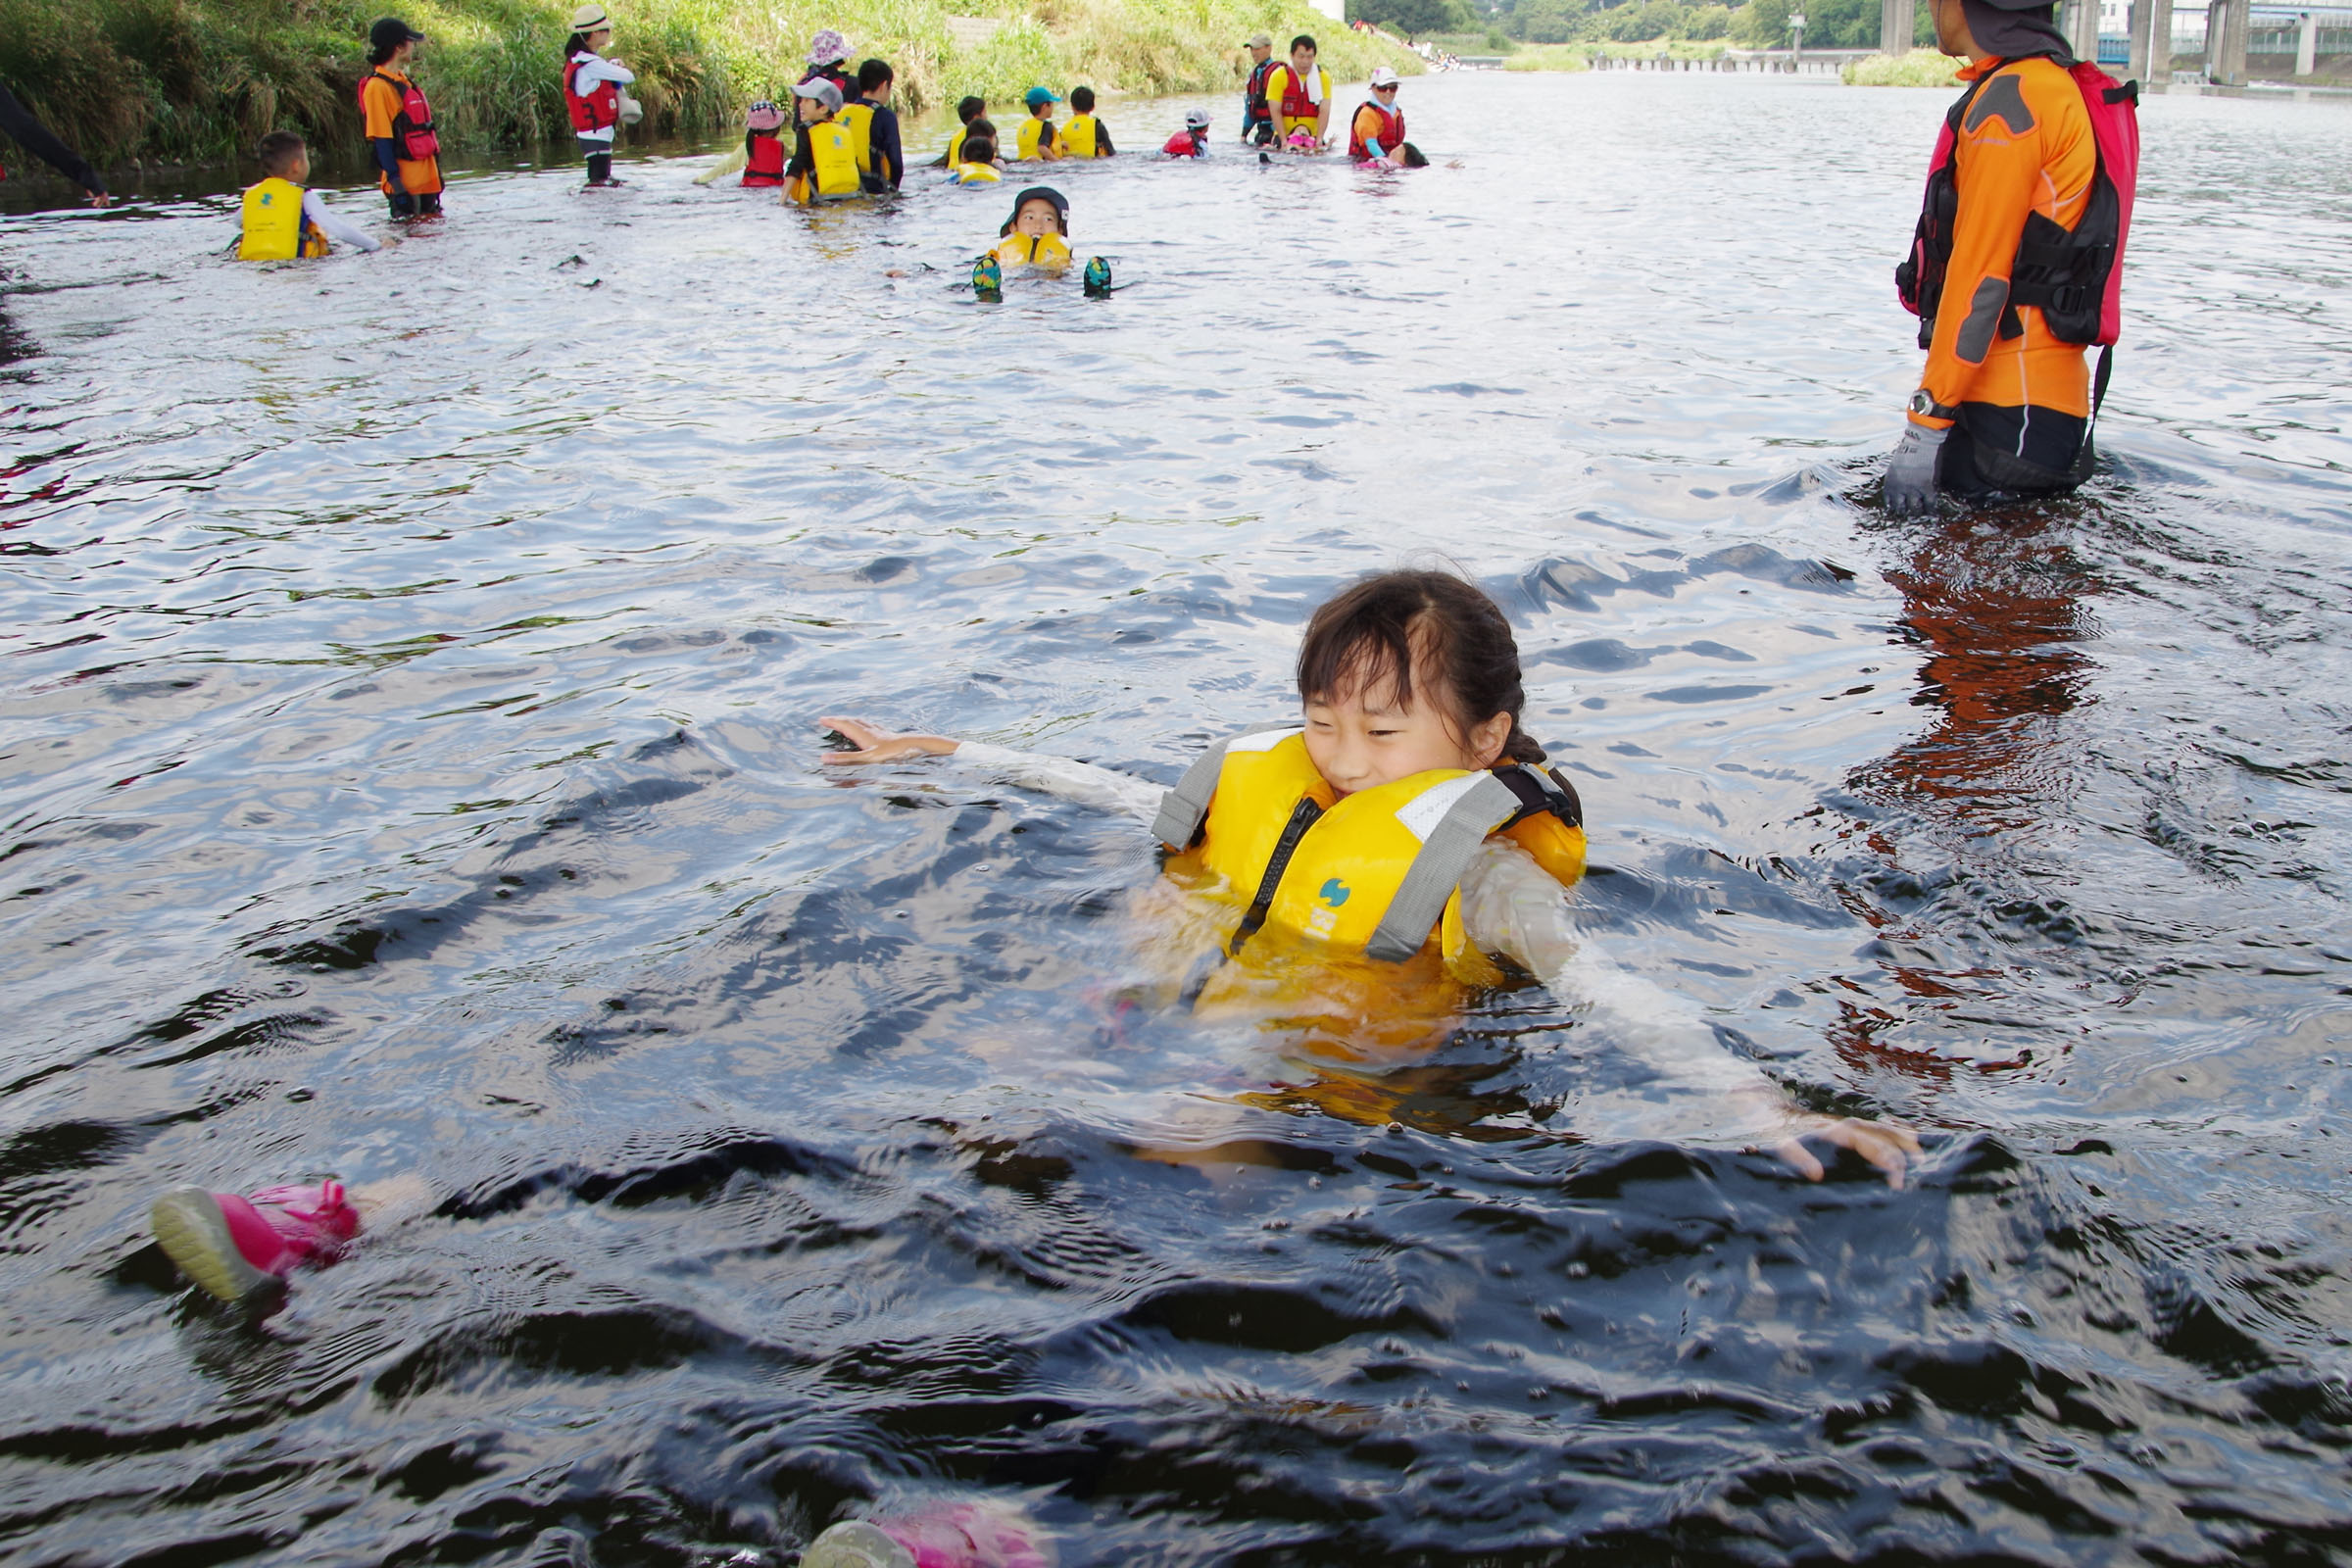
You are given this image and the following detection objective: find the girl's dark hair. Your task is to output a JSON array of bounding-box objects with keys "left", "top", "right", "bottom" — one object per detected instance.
[
  {"left": 1297, "top": 569, "right": 1544, "bottom": 764},
  {"left": 957, "top": 95, "right": 985, "bottom": 123},
  {"left": 564, "top": 30, "right": 593, "bottom": 64},
  {"left": 961, "top": 132, "right": 996, "bottom": 163}
]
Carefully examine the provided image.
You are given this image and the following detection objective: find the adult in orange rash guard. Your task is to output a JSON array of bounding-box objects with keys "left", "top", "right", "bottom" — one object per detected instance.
[
  {"left": 360, "top": 17, "right": 444, "bottom": 219},
  {"left": 1885, "top": 0, "right": 2093, "bottom": 512}
]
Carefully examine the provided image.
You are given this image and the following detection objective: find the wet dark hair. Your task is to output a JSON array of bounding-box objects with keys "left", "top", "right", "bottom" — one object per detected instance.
[
  {"left": 1069, "top": 84, "right": 1095, "bottom": 112},
  {"left": 1297, "top": 569, "right": 1544, "bottom": 764},
  {"left": 1291, "top": 33, "right": 1317, "bottom": 53},
  {"left": 957, "top": 95, "right": 986, "bottom": 123},
  {"left": 564, "top": 29, "right": 595, "bottom": 65},
  {"left": 960, "top": 132, "right": 996, "bottom": 164},
  {"left": 256, "top": 130, "right": 307, "bottom": 174},
  {"left": 858, "top": 58, "right": 893, "bottom": 92}
]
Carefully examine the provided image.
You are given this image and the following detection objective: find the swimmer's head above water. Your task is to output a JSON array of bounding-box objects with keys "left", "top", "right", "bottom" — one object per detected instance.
[{"left": 1297, "top": 569, "right": 1543, "bottom": 798}]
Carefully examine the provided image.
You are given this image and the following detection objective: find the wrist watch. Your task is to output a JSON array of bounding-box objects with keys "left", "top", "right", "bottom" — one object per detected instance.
[{"left": 1909, "top": 389, "right": 1957, "bottom": 420}]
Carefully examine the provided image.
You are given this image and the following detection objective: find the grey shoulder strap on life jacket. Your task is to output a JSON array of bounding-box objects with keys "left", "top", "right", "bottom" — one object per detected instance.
[
  {"left": 1363, "top": 771, "right": 1525, "bottom": 963},
  {"left": 1151, "top": 739, "right": 1229, "bottom": 849},
  {"left": 1151, "top": 727, "right": 1302, "bottom": 849}
]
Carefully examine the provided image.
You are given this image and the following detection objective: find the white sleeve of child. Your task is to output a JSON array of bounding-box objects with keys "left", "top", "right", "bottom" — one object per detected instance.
[
  {"left": 579, "top": 56, "right": 637, "bottom": 87},
  {"left": 302, "top": 190, "right": 381, "bottom": 253},
  {"left": 1456, "top": 838, "right": 1791, "bottom": 1134},
  {"left": 948, "top": 741, "right": 1167, "bottom": 828}
]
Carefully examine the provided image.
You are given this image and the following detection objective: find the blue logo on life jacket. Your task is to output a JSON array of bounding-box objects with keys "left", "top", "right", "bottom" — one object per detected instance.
[{"left": 1319, "top": 878, "right": 1350, "bottom": 907}]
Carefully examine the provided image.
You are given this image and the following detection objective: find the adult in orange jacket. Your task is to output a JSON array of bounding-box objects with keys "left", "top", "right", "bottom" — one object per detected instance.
[{"left": 1885, "top": 0, "right": 2097, "bottom": 513}]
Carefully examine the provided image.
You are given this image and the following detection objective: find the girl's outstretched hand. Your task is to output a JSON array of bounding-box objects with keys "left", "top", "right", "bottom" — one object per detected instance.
[
  {"left": 817, "top": 714, "right": 958, "bottom": 764},
  {"left": 1772, "top": 1114, "right": 1922, "bottom": 1190}
]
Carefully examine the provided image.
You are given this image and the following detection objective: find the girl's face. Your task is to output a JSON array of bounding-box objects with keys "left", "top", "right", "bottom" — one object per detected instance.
[
  {"left": 587, "top": 26, "right": 612, "bottom": 50},
  {"left": 1013, "top": 198, "right": 1057, "bottom": 236},
  {"left": 1302, "top": 659, "right": 1510, "bottom": 797}
]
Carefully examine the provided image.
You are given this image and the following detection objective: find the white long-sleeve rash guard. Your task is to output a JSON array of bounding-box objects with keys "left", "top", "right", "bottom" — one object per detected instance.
[
  {"left": 301, "top": 189, "right": 381, "bottom": 253},
  {"left": 943, "top": 740, "right": 1797, "bottom": 1139}
]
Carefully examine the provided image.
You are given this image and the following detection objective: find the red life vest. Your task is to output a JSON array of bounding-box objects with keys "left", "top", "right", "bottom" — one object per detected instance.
[
  {"left": 1275, "top": 65, "right": 1322, "bottom": 123},
  {"left": 1244, "top": 59, "right": 1274, "bottom": 118},
  {"left": 1349, "top": 101, "right": 1404, "bottom": 160},
  {"left": 564, "top": 53, "right": 619, "bottom": 133},
  {"left": 1163, "top": 128, "right": 1204, "bottom": 157},
  {"left": 743, "top": 130, "right": 787, "bottom": 184},
  {"left": 1895, "top": 58, "right": 2138, "bottom": 351},
  {"left": 358, "top": 70, "right": 440, "bottom": 161}
]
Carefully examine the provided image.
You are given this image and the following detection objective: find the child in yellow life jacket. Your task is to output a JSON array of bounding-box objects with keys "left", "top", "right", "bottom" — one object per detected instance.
[
  {"left": 1015, "top": 85, "right": 1063, "bottom": 160},
  {"left": 1061, "top": 85, "right": 1115, "bottom": 157},
  {"left": 237, "top": 131, "right": 383, "bottom": 260},
  {"left": 782, "top": 77, "right": 862, "bottom": 204},
  {"left": 815, "top": 568, "right": 1919, "bottom": 1188},
  {"left": 839, "top": 58, "right": 904, "bottom": 193},
  {"left": 946, "top": 127, "right": 1002, "bottom": 185},
  {"left": 991, "top": 185, "right": 1072, "bottom": 273},
  {"left": 929, "top": 96, "right": 988, "bottom": 170}
]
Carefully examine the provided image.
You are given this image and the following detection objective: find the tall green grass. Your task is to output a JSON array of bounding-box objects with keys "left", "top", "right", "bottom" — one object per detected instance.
[
  {"left": 0, "top": 0, "right": 1418, "bottom": 171},
  {"left": 1840, "top": 46, "right": 1960, "bottom": 84}
]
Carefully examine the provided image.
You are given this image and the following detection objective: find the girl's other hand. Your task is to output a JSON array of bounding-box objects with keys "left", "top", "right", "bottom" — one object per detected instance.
[
  {"left": 1771, "top": 1114, "right": 1922, "bottom": 1190},
  {"left": 817, "top": 715, "right": 958, "bottom": 764}
]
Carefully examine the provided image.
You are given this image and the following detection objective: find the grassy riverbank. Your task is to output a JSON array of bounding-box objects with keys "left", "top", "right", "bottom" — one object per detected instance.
[
  {"left": 1841, "top": 46, "right": 1960, "bottom": 84},
  {"left": 0, "top": 0, "right": 1417, "bottom": 171}
]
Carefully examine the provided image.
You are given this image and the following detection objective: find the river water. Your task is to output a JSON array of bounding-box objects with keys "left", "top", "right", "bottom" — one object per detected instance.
[{"left": 4, "top": 68, "right": 2351, "bottom": 1565}]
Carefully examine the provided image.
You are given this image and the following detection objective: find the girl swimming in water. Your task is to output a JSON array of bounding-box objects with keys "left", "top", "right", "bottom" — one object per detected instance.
[{"left": 820, "top": 568, "right": 1919, "bottom": 1187}]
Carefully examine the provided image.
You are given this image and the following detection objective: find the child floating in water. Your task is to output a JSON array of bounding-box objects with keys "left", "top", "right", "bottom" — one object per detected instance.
[
  {"left": 818, "top": 569, "right": 1918, "bottom": 1186},
  {"left": 237, "top": 131, "right": 384, "bottom": 259},
  {"left": 946, "top": 127, "right": 1001, "bottom": 183},
  {"left": 1162, "top": 108, "right": 1210, "bottom": 158},
  {"left": 932, "top": 95, "right": 987, "bottom": 169},
  {"left": 971, "top": 186, "right": 1112, "bottom": 299},
  {"left": 1348, "top": 66, "right": 1426, "bottom": 168}
]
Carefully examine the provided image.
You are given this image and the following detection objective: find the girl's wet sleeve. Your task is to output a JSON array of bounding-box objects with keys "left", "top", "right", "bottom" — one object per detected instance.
[
  {"left": 1915, "top": 72, "right": 2044, "bottom": 426},
  {"left": 950, "top": 742, "right": 1165, "bottom": 827},
  {"left": 1457, "top": 839, "right": 1787, "bottom": 1120}
]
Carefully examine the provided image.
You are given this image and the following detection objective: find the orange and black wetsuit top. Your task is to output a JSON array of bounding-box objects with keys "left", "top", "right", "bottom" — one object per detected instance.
[{"left": 1909, "top": 55, "right": 2094, "bottom": 472}]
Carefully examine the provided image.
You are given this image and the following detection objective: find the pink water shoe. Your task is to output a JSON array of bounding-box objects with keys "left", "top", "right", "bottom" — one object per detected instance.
[
  {"left": 150, "top": 1180, "right": 361, "bottom": 1306},
  {"left": 802, "top": 1500, "right": 1050, "bottom": 1568}
]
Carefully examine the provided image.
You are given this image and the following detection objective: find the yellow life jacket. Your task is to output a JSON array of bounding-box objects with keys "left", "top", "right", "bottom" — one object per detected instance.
[
  {"left": 1062, "top": 113, "right": 1102, "bottom": 157},
  {"left": 994, "top": 231, "right": 1070, "bottom": 270},
  {"left": 787, "top": 119, "right": 861, "bottom": 201},
  {"left": 1152, "top": 728, "right": 1587, "bottom": 982},
  {"left": 839, "top": 100, "right": 876, "bottom": 175},
  {"left": 237, "top": 177, "right": 327, "bottom": 262},
  {"left": 947, "top": 124, "right": 969, "bottom": 166},
  {"left": 952, "top": 162, "right": 1003, "bottom": 184},
  {"left": 1016, "top": 113, "right": 1057, "bottom": 160}
]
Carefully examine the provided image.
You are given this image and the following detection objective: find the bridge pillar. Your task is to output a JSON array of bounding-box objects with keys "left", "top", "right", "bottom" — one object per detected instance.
[
  {"left": 2064, "top": 0, "right": 2100, "bottom": 64},
  {"left": 2297, "top": 9, "right": 2319, "bottom": 74},
  {"left": 2129, "top": 0, "right": 2152, "bottom": 77},
  {"left": 2145, "top": 0, "right": 2175, "bottom": 80},
  {"left": 1882, "top": 0, "right": 1916, "bottom": 53},
  {"left": 2206, "top": 0, "right": 2248, "bottom": 82}
]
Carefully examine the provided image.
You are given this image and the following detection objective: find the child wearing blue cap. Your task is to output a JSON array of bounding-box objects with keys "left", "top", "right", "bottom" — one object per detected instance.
[{"left": 1015, "top": 85, "right": 1062, "bottom": 160}]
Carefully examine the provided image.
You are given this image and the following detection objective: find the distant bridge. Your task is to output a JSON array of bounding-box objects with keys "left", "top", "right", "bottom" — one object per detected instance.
[{"left": 1876, "top": 0, "right": 2346, "bottom": 82}]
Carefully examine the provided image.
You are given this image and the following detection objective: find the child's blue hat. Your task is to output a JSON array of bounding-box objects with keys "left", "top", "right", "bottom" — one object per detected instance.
[{"left": 1023, "top": 85, "right": 1062, "bottom": 108}]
